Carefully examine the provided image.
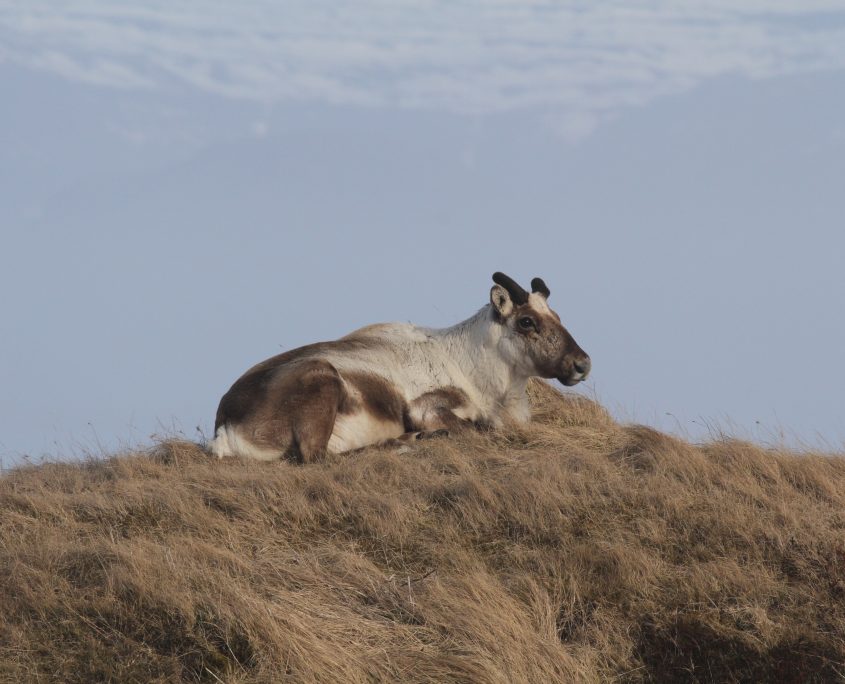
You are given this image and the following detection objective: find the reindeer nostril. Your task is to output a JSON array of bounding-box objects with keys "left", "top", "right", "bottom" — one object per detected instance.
[{"left": 574, "top": 358, "right": 591, "bottom": 375}]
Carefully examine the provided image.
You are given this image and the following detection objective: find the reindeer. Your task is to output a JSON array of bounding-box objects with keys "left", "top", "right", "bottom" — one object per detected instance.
[{"left": 211, "top": 272, "right": 591, "bottom": 462}]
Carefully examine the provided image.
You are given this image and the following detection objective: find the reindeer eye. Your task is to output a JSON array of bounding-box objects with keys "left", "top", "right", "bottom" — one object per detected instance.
[{"left": 518, "top": 317, "right": 535, "bottom": 331}]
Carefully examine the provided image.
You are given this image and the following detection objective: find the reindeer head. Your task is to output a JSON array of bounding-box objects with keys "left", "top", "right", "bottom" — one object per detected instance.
[{"left": 490, "top": 272, "right": 591, "bottom": 386}]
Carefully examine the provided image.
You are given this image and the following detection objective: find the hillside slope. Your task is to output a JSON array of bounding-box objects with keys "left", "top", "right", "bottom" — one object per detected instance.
[{"left": 2, "top": 382, "right": 844, "bottom": 683}]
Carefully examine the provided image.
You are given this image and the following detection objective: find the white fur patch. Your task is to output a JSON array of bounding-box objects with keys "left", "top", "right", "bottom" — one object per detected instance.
[
  {"left": 528, "top": 292, "right": 551, "bottom": 315},
  {"left": 210, "top": 425, "right": 280, "bottom": 461},
  {"left": 327, "top": 411, "right": 403, "bottom": 453},
  {"left": 453, "top": 403, "right": 481, "bottom": 422}
]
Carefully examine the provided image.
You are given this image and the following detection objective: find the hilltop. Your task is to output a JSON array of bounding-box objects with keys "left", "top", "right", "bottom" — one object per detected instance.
[{"left": 1, "top": 381, "right": 844, "bottom": 683}]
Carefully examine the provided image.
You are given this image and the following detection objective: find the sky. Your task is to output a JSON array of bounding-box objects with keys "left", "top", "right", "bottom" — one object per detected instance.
[{"left": 2, "top": 1, "right": 845, "bottom": 466}]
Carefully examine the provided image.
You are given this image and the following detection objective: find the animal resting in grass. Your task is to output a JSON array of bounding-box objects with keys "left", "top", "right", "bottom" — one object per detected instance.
[{"left": 211, "top": 272, "right": 591, "bottom": 462}]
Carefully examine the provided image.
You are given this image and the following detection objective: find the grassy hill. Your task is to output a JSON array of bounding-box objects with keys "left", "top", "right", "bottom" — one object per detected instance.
[{"left": 2, "top": 381, "right": 844, "bottom": 683}]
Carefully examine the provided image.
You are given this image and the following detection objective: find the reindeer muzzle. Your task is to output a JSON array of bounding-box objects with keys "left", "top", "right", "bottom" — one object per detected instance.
[{"left": 559, "top": 356, "right": 591, "bottom": 386}]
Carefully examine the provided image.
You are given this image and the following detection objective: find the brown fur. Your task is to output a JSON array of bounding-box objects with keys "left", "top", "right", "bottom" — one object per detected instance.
[
  {"left": 217, "top": 358, "right": 414, "bottom": 461},
  {"left": 215, "top": 338, "right": 389, "bottom": 427},
  {"left": 343, "top": 372, "right": 409, "bottom": 427},
  {"left": 511, "top": 301, "right": 590, "bottom": 385},
  {"left": 235, "top": 359, "right": 344, "bottom": 463},
  {"left": 409, "top": 386, "right": 473, "bottom": 433},
  {"left": 215, "top": 338, "right": 388, "bottom": 431}
]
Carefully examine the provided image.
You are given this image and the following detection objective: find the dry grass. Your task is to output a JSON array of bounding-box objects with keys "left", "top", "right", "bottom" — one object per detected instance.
[{"left": 2, "top": 380, "right": 844, "bottom": 683}]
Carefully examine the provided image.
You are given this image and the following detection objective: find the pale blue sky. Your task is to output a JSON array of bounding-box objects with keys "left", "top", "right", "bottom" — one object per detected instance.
[{"left": 2, "top": 2, "right": 845, "bottom": 465}]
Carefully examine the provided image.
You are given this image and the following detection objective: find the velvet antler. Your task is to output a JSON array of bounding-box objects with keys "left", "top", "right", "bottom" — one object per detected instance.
[{"left": 492, "top": 272, "right": 529, "bottom": 305}]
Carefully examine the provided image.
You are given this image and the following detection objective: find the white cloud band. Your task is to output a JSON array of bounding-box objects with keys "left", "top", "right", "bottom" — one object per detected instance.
[{"left": 2, "top": 1, "right": 845, "bottom": 121}]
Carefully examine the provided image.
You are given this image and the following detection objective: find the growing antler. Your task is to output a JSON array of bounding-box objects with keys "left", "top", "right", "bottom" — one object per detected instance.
[
  {"left": 530, "top": 277, "right": 550, "bottom": 298},
  {"left": 492, "top": 272, "right": 529, "bottom": 305}
]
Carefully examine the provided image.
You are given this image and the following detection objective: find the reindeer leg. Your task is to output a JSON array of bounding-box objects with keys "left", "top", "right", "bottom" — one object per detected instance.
[
  {"left": 377, "top": 428, "right": 450, "bottom": 454},
  {"left": 426, "top": 408, "right": 475, "bottom": 436},
  {"left": 286, "top": 362, "right": 343, "bottom": 464},
  {"left": 404, "top": 388, "right": 477, "bottom": 441}
]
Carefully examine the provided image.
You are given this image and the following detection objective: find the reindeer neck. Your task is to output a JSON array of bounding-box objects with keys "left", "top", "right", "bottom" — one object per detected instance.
[{"left": 432, "top": 305, "right": 527, "bottom": 395}]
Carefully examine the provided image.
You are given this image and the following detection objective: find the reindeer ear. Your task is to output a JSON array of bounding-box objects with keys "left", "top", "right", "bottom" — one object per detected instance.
[{"left": 490, "top": 284, "right": 514, "bottom": 317}]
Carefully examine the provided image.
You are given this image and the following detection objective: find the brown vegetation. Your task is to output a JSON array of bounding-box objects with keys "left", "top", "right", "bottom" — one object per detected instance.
[{"left": 2, "top": 381, "right": 844, "bottom": 683}]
